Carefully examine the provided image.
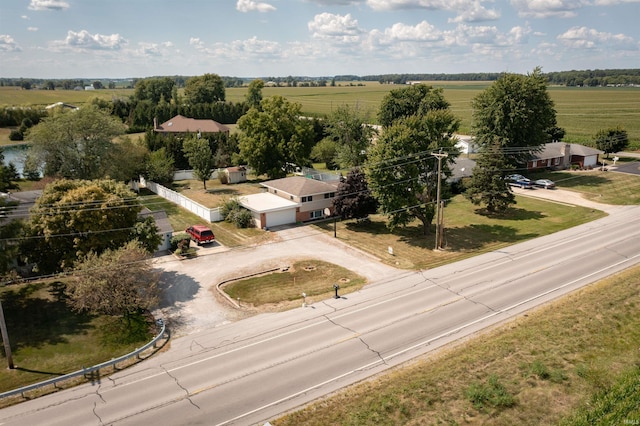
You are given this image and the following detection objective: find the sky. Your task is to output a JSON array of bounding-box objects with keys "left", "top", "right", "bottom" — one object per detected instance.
[{"left": 0, "top": 0, "right": 638, "bottom": 79}]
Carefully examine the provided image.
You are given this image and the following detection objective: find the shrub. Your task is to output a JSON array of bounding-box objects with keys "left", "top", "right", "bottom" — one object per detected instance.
[{"left": 170, "top": 233, "right": 190, "bottom": 252}]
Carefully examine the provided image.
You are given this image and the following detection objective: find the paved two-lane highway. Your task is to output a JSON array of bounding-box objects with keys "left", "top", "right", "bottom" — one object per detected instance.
[{"left": 1, "top": 205, "right": 639, "bottom": 426}]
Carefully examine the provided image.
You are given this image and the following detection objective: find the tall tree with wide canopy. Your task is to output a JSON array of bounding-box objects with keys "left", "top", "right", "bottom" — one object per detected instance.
[
  {"left": 26, "top": 105, "right": 126, "bottom": 180},
  {"left": 471, "top": 67, "right": 560, "bottom": 167},
  {"left": 378, "top": 84, "right": 451, "bottom": 127},
  {"left": 184, "top": 73, "right": 226, "bottom": 104},
  {"left": 183, "top": 135, "right": 214, "bottom": 190},
  {"left": 324, "top": 104, "right": 375, "bottom": 168},
  {"left": 21, "top": 179, "right": 149, "bottom": 274},
  {"left": 367, "top": 112, "right": 460, "bottom": 235},
  {"left": 67, "top": 240, "right": 161, "bottom": 323},
  {"left": 237, "top": 96, "right": 314, "bottom": 179},
  {"left": 133, "top": 77, "right": 175, "bottom": 104}
]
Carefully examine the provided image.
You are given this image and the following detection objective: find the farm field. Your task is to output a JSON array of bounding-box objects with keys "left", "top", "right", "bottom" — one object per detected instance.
[{"left": 1, "top": 82, "right": 639, "bottom": 147}]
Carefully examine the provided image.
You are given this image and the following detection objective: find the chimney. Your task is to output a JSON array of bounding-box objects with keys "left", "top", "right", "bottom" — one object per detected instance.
[
  {"left": 153, "top": 117, "right": 158, "bottom": 130},
  {"left": 561, "top": 144, "right": 571, "bottom": 168}
]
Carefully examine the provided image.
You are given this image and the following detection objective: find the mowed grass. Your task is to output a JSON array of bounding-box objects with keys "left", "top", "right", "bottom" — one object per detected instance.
[
  {"left": 274, "top": 263, "right": 640, "bottom": 426},
  {"left": 0, "top": 282, "right": 153, "bottom": 398},
  {"left": 313, "top": 194, "right": 606, "bottom": 270},
  {"left": 223, "top": 260, "right": 366, "bottom": 310},
  {"left": 535, "top": 168, "right": 640, "bottom": 205}
]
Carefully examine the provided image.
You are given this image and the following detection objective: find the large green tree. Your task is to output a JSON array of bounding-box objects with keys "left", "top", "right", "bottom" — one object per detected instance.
[
  {"left": 324, "top": 104, "right": 375, "bottom": 168},
  {"left": 595, "top": 126, "right": 629, "bottom": 158},
  {"left": 26, "top": 105, "right": 126, "bottom": 180},
  {"left": 133, "top": 77, "right": 175, "bottom": 103},
  {"left": 183, "top": 136, "right": 214, "bottom": 190},
  {"left": 246, "top": 79, "right": 264, "bottom": 109},
  {"left": 378, "top": 84, "right": 450, "bottom": 127},
  {"left": 367, "top": 112, "right": 460, "bottom": 235},
  {"left": 471, "top": 68, "right": 560, "bottom": 166},
  {"left": 184, "top": 73, "right": 226, "bottom": 104},
  {"left": 145, "top": 147, "right": 175, "bottom": 186},
  {"left": 66, "top": 240, "right": 161, "bottom": 322},
  {"left": 237, "top": 96, "right": 315, "bottom": 179},
  {"left": 21, "top": 179, "right": 147, "bottom": 274},
  {"left": 465, "top": 139, "right": 515, "bottom": 214}
]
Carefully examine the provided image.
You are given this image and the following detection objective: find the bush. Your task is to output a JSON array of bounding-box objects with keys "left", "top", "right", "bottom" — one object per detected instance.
[
  {"left": 170, "top": 233, "right": 190, "bottom": 252},
  {"left": 8, "top": 130, "right": 23, "bottom": 141}
]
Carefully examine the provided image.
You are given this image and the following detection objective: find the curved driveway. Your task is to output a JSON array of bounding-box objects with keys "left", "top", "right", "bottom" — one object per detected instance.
[{"left": 2, "top": 187, "right": 638, "bottom": 426}]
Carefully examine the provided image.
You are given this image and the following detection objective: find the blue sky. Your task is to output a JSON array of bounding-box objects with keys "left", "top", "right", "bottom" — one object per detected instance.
[{"left": 1, "top": 0, "right": 638, "bottom": 79}]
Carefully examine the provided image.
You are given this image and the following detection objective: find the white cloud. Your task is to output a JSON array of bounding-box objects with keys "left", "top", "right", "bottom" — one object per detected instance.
[
  {"left": 27, "top": 27, "right": 39, "bottom": 32},
  {"left": 21, "top": 15, "right": 30, "bottom": 20},
  {"left": 379, "top": 21, "right": 443, "bottom": 42},
  {"left": 510, "top": 0, "right": 583, "bottom": 18},
  {"left": 28, "top": 0, "right": 70, "bottom": 11},
  {"left": 558, "top": 26, "right": 638, "bottom": 50},
  {"left": 308, "top": 13, "right": 364, "bottom": 42},
  {"left": 52, "top": 30, "right": 127, "bottom": 51},
  {"left": 449, "top": 1, "right": 501, "bottom": 23},
  {"left": 236, "top": 0, "right": 276, "bottom": 12},
  {"left": 367, "top": 0, "right": 500, "bottom": 22},
  {"left": 0, "top": 35, "right": 22, "bottom": 52}
]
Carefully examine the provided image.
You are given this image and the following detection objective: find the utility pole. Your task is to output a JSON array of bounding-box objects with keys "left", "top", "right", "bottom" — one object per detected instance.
[
  {"left": 0, "top": 299, "right": 14, "bottom": 369},
  {"left": 432, "top": 150, "right": 448, "bottom": 251}
]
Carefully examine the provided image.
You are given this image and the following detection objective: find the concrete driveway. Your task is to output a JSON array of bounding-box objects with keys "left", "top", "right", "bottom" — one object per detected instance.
[
  {"left": 154, "top": 185, "right": 620, "bottom": 337},
  {"left": 153, "top": 224, "right": 401, "bottom": 337}
]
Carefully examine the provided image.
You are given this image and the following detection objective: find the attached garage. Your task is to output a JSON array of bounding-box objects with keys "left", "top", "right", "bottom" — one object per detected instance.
[{"left": 239, "top": 193, "right": 299, "bottom": 229}]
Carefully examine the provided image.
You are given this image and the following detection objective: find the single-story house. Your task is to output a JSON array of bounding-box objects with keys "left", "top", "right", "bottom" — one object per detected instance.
[
  {"left": 239, "top": 176, "right": 339, "bottom": 229},
  {"left": 449, "top": 157, "right": 476, "bottom": 182},
  {"left": 224, "top": 166, "right": 247, "bottom": 184},
  {"left": 455, "top": 135, "right": 479, "bottom": 155},
  {"left": 154, "top": 115, "right": 230, "bottom": 137},
  {"left": 528, "top": 143, "right": 603, "bottom": 170},
  {"left": 139, "top": 209, "right": 174, "bottom": 252}
]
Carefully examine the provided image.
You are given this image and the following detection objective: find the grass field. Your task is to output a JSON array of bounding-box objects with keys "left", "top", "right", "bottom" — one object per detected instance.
[
  {"left": 273, "top": 264, "right": 640, "bottom": 426},
  {"left": 0, "top": 281, "right": 154, "bottom": 398},
  {"left": 1, "top": 83, "right": 639, "bottom": 147}
]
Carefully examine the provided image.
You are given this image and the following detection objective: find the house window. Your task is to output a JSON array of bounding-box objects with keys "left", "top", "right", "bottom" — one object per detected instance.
[
  {"left": 302, "top": 196, "right": 313, "bottom": 203},
  {"left": 324, "top": 192, "right": 335, "bottom": 199},
  {"left": 310, "top": 210, "right": 323, "bottom": 219}
]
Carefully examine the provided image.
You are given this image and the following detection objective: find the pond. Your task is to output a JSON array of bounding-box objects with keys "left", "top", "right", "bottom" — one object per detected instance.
[{"left": 1, "top": 144, "right": 30, "bottom": 177}]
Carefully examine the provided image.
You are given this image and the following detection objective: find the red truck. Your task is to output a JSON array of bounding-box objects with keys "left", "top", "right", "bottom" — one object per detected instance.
[{"left": 185, "top": 225, "right": 215, "bottom": 245}]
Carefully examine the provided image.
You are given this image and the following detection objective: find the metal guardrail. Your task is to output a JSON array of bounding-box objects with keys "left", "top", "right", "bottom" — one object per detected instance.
[{"left": 0, "top": 319, "right": 168, "bottom": 400}]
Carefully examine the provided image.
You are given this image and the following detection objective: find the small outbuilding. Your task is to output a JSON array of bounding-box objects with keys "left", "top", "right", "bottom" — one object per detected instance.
[{"left": 224, "top": 166, "right": 248, "bottom": 184}]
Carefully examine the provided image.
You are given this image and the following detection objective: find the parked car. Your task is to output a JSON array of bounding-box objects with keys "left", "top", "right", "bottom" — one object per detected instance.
[
  {"left": 534, "top": 179, "right": 556, "bottom": 189},
  {"left": 506, "top": 174, "right": 533, "bottom": 189},
  {"left": 185, "top": 225, "right": 215, "bottom": 245}
]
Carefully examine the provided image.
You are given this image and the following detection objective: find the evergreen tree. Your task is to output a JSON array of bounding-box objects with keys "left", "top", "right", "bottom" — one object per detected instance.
[{"left": 465, "top": 140, "right": 515, "bottom": 214}]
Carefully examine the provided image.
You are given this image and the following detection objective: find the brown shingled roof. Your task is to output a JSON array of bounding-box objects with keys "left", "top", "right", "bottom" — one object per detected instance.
[
  {"left": 261, "top": 176, "right": 338, "bottom": 196},
  {"left": 155, "top": 115, "right": 230, "bottom": 134}
]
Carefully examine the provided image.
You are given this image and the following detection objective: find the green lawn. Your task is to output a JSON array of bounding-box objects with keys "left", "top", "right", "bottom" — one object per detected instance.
[
  {"left": 313, "top": 194, "right": 606, "bottom": 270},
  {"left": 0, "top": 282, "right": 154, "bottom": 401}
]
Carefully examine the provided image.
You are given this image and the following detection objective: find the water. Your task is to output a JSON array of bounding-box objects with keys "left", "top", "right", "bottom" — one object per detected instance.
[{"left": 1, "top": 144, "right": 29, "bottom": 178}]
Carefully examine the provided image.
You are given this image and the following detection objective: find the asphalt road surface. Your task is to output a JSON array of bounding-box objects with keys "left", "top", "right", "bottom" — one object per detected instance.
[{"left": 1, "top": 199, "right": 639, "bottom": 425}]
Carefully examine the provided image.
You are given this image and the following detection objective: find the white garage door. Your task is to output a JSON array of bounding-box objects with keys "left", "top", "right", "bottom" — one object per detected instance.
[{"left": 266, "top": 209, "right": 296, "bottom": 228}]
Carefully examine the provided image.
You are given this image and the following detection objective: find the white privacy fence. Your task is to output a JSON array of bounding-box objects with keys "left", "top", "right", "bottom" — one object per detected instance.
[{"left": 141, "top": 178, "right": 222, "bottom": 223}]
